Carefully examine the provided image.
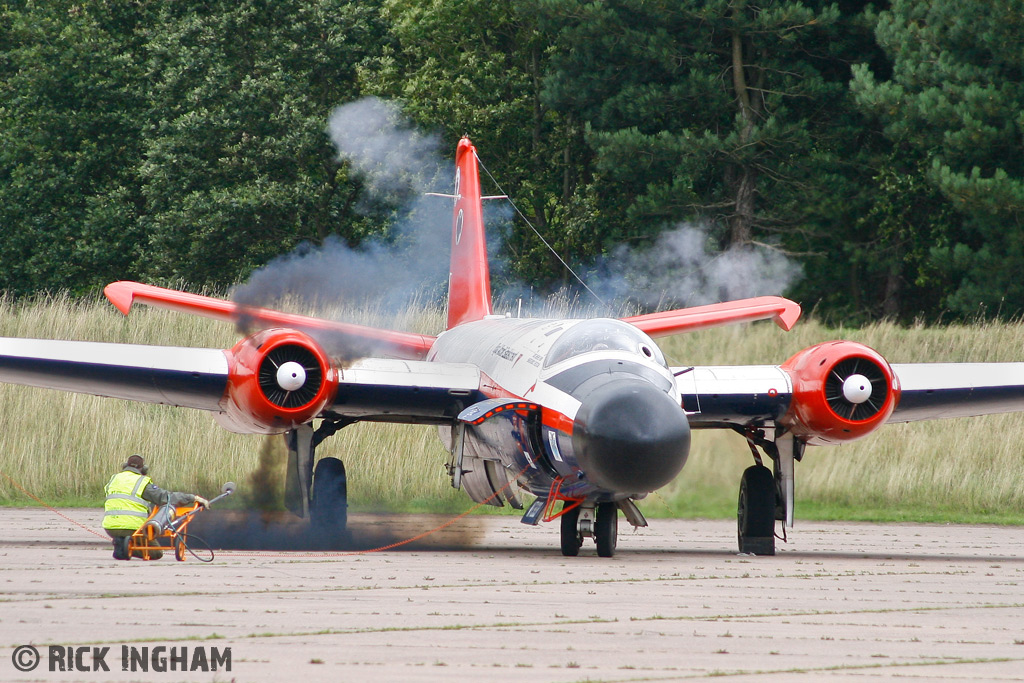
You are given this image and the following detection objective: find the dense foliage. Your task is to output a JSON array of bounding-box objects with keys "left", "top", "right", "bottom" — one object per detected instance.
[{"left": 2, "top": 0, "right": 1022, "bottom": 322}]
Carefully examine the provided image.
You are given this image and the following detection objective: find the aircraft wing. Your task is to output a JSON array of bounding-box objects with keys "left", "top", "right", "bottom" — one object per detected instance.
[
  {"left": 0, "top": 337, "right": 229, "bottom": 410},
  {"left": 674, "top": 360, "right": 1024, "bottom": 437},
  {"left": 328, "top": 357, "right": 482, "bottom": 424},
  {"left": 888, "top": 363, "right": 1024, "bottom": 422},
  {"left": 673, "top": 364, "right": 791, "bottom": 427},
  {"left": 0, "top": 337, "right": 483, "bottom": 431}
]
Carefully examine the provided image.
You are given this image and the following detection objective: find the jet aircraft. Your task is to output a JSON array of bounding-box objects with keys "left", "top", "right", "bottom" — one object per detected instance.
[{"left": 3, "top": 137, "right": 1024, "bottom": 557}]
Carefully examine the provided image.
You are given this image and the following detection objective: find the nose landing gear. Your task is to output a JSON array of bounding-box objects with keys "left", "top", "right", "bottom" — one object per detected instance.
[{"left": 559, "top": 501, "right": 619, "bottom": 558}]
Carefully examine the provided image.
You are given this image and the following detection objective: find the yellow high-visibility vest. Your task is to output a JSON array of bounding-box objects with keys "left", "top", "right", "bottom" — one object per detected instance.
[{"left": 103, "top": 471, "right": 153, "bottom": 530}]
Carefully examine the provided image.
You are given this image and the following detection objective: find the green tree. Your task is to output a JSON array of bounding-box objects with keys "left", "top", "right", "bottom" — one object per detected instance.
[
  {"left": 851, "top": 0, "right": 1024, "bottom": 318},
  {"left": 0, "top": 1, "right": 151, "bottom": 295},
  {"left": 137, "top": 0, "right": 388, "bottom": 287},
  {"left": 540, "top": 0, "right": 850, "bottom": 252},
  {"left": 360, "top": 0, "right": 599, "bottom": 290}
]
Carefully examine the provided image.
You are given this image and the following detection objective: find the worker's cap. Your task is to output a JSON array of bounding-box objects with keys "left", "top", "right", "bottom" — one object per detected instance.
[{"left": 124, "top": 454, "right": 146, "bottom": 470}]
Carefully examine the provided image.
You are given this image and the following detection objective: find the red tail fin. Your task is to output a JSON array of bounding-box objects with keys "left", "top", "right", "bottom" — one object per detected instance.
[{"left": 446, "top": 137, "right": 493, "bottom": 329}]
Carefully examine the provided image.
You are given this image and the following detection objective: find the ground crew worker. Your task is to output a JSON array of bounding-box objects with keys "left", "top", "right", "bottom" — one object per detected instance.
[{"left": 102, "top": 454, "right": 209, "bottom": 560}]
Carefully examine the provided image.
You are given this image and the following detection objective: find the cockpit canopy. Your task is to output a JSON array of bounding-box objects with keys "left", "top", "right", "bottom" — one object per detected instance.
[{"left": 544, "top": 319, "right": 667, "bottom": 368}]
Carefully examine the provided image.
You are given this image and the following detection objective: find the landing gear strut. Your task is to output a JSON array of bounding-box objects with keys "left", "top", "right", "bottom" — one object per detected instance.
[
  {"left": 736, "top": 427, "right": 805, "bottom": 555},
  {"left": 285, "top": 419, "right": 353, "bottom": 530}
]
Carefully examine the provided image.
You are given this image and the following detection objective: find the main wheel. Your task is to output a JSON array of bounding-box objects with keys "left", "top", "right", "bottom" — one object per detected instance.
[
  {"left": 595, "top": 502, "right": 618, "bottom": 558},
  {"left": 311, "top": 457, "right": 348, "bottom": 531},
  {"left": 560, "top": 503, "right": 582, "bottom": 556},
  {"left": 738, "top": 465, "right": 776, "bottom": 555}
]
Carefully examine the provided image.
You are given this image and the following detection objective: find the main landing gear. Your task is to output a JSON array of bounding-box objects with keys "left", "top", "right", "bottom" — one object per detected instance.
[
  {"left": 736, "top": 428, "right": 805, "bottom": 556},
  {"left": 737, "top": 465, "right": 775, "bottom": 555},
  {"left": 285, "top": 419, "right": 352, "bottom": 531}
]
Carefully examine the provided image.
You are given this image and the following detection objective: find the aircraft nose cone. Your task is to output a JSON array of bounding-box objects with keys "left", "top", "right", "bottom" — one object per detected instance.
[{"left": 572, "top": 379, "right": 690, "bottom": 493}]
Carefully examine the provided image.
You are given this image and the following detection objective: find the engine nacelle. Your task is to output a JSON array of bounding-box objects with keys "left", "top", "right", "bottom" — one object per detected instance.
[
  {"left": 215, "top": 329, "right": 337, "bottom": 434},
  {"left": 780, "top": 341, "right": 900, "bottom": 445}
]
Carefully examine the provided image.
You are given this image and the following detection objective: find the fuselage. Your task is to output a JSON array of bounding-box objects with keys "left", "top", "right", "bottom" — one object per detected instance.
[{"left": 428, "top": 316, "right": 691, "bottom": 502}]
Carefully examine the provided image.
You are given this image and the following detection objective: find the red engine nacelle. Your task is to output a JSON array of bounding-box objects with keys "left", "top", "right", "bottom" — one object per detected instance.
[
  {"left": 780, "top": 340, "right": 900, "bottom": 445},
  {"left": 215, "top": 328, "right": 338, "bottom": 434}
]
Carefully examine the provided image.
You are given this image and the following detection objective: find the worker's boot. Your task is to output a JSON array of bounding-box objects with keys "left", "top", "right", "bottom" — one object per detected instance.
[{"left": 112, "top": 537, "right": 129, "bottom": 560}]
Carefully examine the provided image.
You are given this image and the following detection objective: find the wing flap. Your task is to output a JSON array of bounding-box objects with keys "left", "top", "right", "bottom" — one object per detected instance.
[
  {"left": 890, "top": 363, "right": 1024, "bottom": 422},
  {"left": 624, "top": 296, "right": 801, "bottom": 337},
  {"left": 0, "top": 338, "right": 229, "bottom": 410},
  {"left": 104, "top": 281, "right": 436, "bottom": 361}
]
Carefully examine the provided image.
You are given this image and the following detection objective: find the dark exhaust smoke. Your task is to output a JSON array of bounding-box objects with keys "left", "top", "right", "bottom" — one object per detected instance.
[
  {"left": 185, "top": 99, "right": 490, "bottom": 552},
  {"left": 228, "top": 97, "right": 453, "bottom": 360},
  {"left": 191, "top": 436, "right": 484, "bottom": 552},
  {"left": 188, "top": 510, "right": 487, "bottom": 552},
  {"left": 243, "top": 436, "right": 285, "bottom": 512}
]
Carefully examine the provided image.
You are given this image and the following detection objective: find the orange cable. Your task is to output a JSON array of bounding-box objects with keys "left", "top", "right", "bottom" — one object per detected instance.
[{"left": 0, "top": 469, "right": 107, "bottom": 539}]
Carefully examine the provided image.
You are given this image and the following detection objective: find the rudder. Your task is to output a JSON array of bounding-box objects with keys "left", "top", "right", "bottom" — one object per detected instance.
[{"left": 446, "top": 137, "right": 493, "bottom": 329}]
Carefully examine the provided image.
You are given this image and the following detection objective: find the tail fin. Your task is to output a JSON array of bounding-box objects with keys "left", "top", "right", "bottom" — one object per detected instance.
[{"left": 446, "top": 137, "right": 493, "bottom": 329}]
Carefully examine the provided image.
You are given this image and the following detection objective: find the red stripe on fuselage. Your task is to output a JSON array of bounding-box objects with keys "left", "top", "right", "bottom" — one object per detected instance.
[
  {"left": 476, "top": 371, "right": 574, "bottom": 436},
  {"left": 541, "top": 407, "right": 574, "bottom": 436}
]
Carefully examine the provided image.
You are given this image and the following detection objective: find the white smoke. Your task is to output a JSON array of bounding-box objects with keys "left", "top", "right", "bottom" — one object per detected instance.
[
  {"left": 232, "top": 97, "right": 450, "bottom": 312},
  {"left": 591, "top": 224, "right": 801, "bottom": 310},
  {"left": 326, "top": 97, "right": 443, "bottom": 198},
  {"left": 232, "top": 97, "right": 799, "bottom": 323}
]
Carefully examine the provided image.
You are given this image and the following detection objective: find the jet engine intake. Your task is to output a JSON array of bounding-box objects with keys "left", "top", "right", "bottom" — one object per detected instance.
[
  {"left": 781, "top": 341, "right": 899, "bottom": 444},
  {"left": 216, "top": 329, "right": 337, "bottom": 434}
]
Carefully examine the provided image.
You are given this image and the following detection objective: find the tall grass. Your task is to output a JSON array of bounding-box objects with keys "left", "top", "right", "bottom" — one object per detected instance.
[{"left": 2, "top": 293, "right": 1023, "bottom": 522}]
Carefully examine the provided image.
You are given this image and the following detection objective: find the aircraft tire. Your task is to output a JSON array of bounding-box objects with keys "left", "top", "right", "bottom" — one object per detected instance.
[
  {"left": 595, "top": 502, "right": 618, "bottom": 558},
  {"left": 560, "top": 503, "right": 582, "bottom": 556},
  {"left": 738, "top": 465, "right": 775, "bottom": 555},
  {"left": 311, "top": 457, "right": 348, "bottom": 531}
]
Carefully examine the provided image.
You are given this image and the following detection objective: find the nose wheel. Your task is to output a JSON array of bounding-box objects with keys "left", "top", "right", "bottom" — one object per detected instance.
[
  {"left": 595, "top": 503, "right": 618, "bottom": 557},
  {"left": 560, "top": 503, "right": 582, "bottom": 556},
  {"left": 559, "top": 501, "right": 619, "bottom": 557}
]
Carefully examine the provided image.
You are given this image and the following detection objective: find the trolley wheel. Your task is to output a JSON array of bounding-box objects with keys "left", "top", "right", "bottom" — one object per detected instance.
[
  {"left": 113, "top": 536, "right": 130, "bottom": 561},
  {"left": 174, "top": 535, "right": 186, "bottom": 561}
]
